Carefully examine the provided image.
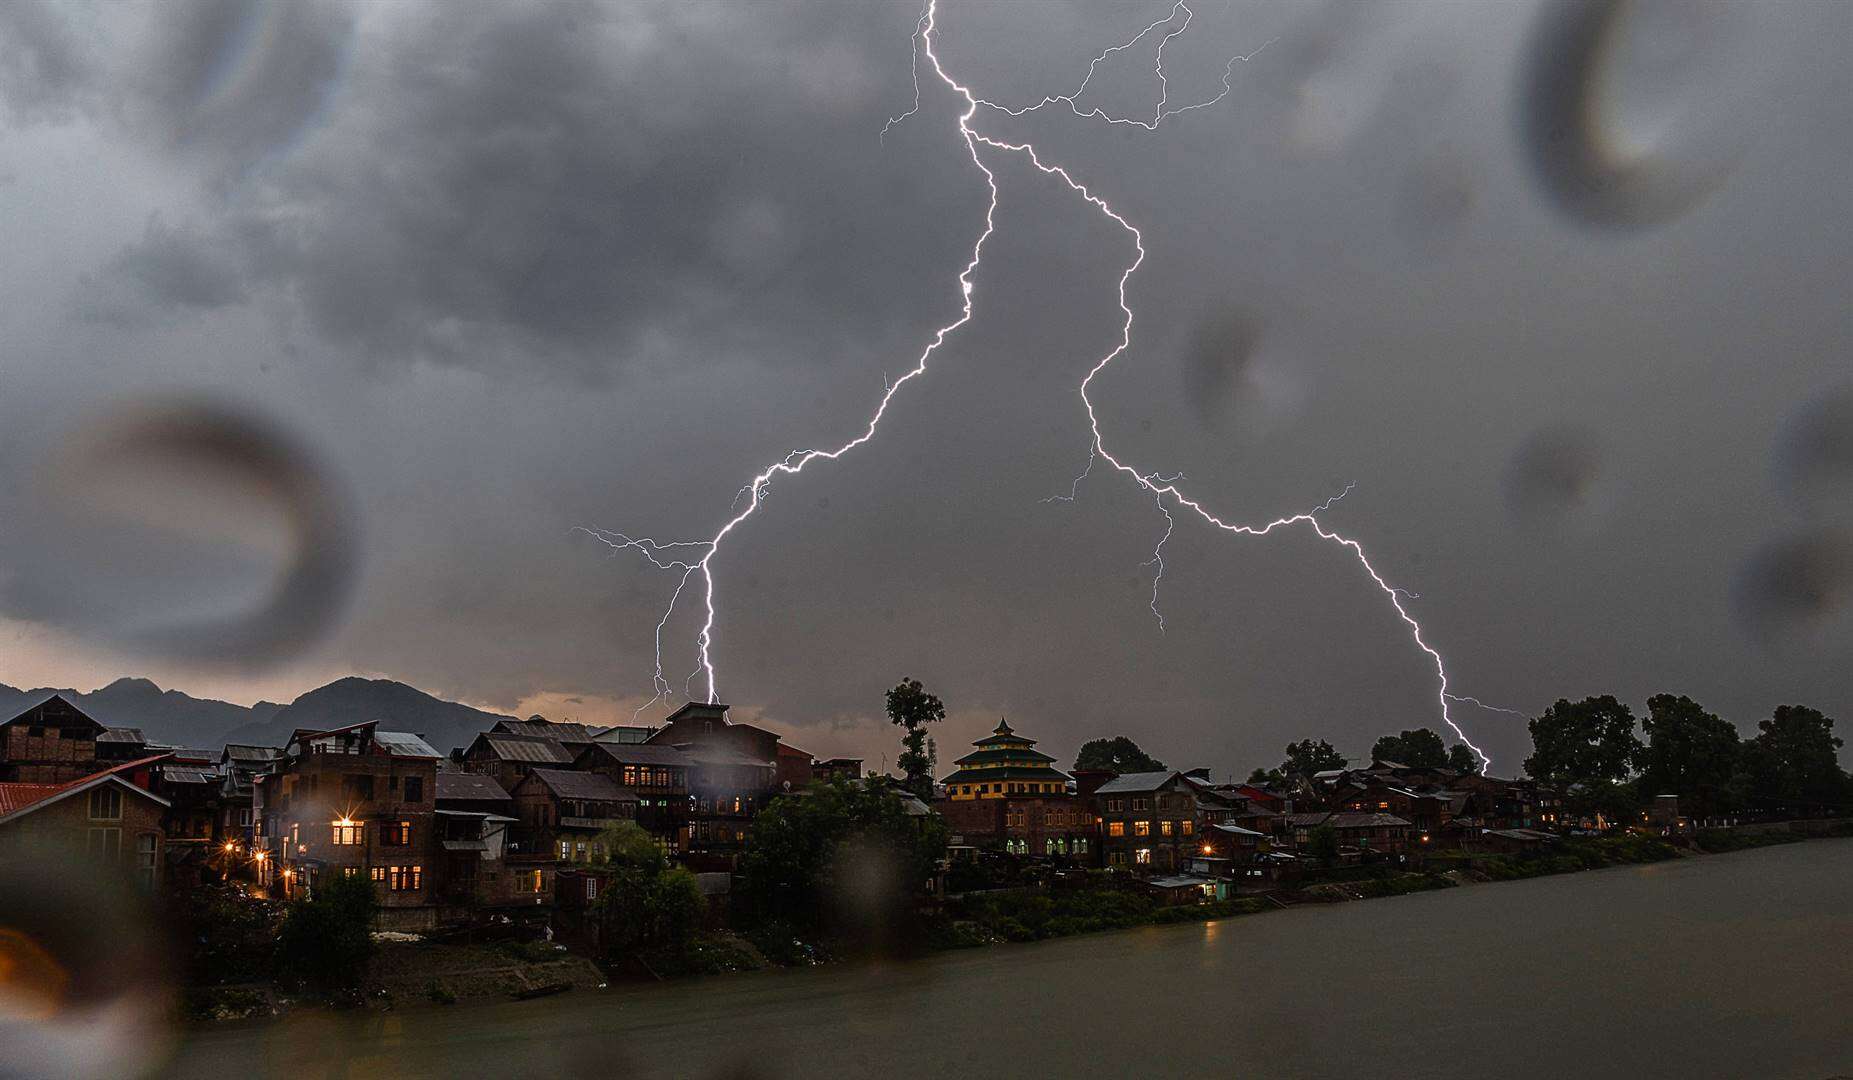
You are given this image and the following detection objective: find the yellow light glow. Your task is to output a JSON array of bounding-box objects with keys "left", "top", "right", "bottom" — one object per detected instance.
[
  {"left": 252, "top": 850, "right": 267, "bottom": 862},
  {"left": 1201, "top": 845, "right": 1214, "bottom": 854}
]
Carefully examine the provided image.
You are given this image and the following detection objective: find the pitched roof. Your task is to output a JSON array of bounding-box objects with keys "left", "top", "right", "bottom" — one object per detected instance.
[
  {"left": 222, "top": 744, "right": 286, "bottom": 764},
  {"left": 1093, "top": 770, "right": 1185, "bottom": 794},
  {"left": 940, "top": 765, "right": 1072, "bottom": 786},
  {"left": 1, "top": 693, "right": 105, "bottom": 732},
  {"left": 952, "top": 746, "right": 1057, "bottom": 767},
  {"left": 0, "top": 783, "right": 63, "bottom": 815},
  {"left": 96, "top": 727, "right": 147, "bottom": 744},
  {"left": 1328, "top": 812, "right": 1413, "bottom": 829},
  {"left": 1209, "top": 823, "right": 1268, "bottom": 838},
  {"left": 471, "top": 732, "right": 574, "bottom": 764},
  {"left": 525, "top": 768, "right": 637, "bottom": 802},
  {"left": 0, "top": 769, "right": 171, "bottom": 826},
  {"left": 160, "top": 766, "right": 222, "bottom": 785},
  {"left": 436, "top": 771, "right": 512, "bottom": 803},
  {"left": 492, "top": 719, "right": 601, "bottom": 744},
  {"left": 576, "top": 742, "right": 689, "bottom": 767},
  {"left": 375, "top": 731, "right": 441, "bottom": 758}
]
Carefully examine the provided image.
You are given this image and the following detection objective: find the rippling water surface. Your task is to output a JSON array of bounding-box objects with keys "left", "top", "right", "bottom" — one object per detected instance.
[{"left": 171, "top": 840, "right": 1853, "bottom": 1080}]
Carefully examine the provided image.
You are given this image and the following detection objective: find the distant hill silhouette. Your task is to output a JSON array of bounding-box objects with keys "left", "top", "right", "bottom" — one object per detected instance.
[
  {"left": 222, "top": 677, "right": 515, "bottom": 751},
  {"left": 0, "top": 676, "right": 283, "bottom": 749},
  {"left": 0, "top": 675, "right": 515, "bottom": 753}
]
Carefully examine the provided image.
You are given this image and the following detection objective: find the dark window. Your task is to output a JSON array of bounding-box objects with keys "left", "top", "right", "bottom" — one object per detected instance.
[
  {"left": 381, "top": 820, "right": 411, "bottom": 846},
  {"left": 402, "top": 776, "right": 423, "bottom": 803}
]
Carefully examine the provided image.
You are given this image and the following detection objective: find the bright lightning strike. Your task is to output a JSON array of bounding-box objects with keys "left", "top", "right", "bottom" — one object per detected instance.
[{"left": 594, "top": 0, "right": 1496, "bottom": 771}]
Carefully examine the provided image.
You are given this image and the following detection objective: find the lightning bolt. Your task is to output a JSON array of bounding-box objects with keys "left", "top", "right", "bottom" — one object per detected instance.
[{"left": 594, "top": 0, "right": 1495, "bottom": 770}]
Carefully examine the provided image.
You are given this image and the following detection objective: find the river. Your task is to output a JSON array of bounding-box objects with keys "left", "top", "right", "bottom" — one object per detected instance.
[{"left": 169, "top": 840, "right": 1853, "bottom": 1079}]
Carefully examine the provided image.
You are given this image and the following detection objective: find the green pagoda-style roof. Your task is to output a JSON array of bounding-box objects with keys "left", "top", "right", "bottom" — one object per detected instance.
[
  {"left": 941, "top": 765, "right": 1073, "bottom": 787},
  {"left": 952, "top": 746, "right": 1057, "bottom": 768}
]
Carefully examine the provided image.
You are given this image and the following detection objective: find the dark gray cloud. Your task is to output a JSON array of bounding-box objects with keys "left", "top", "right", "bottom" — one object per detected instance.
[{"left": 1, "top": 0, "right": 1850, "bottom": 776}]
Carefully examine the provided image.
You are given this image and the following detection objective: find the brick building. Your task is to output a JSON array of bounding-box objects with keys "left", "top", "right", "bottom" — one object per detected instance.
[
  {"left": 256, "top": 721, "right": 445, "bottom": 930},
  {"left": 936, "top": 719, "right": 1093, "bottom": 860},
  {"left": 1095, "top": 771, "right": 1199, "bottom": 871},
  {"left": 0, "top": 755, "right": 172, "bottom": 889}
]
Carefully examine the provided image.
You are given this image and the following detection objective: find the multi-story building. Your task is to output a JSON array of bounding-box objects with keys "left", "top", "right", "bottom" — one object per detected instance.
[
  {"left": 256, "top": 720, "right": 445, "bottom": 930},
  {"left": 936, "top": 719, "right": 1093, "bottom": 860},
  {"left": 1094, "top": 771, "right": 1199, "bottom": 872},
  {"left": 645, "top": 702, "right": 780, "bottom": 860},
  {"left": 510, "top": 768, "right": 640, "bottom": 866},
  {"left": 2, "top": 694, "right": 126, "bottom": 783},
  {"left": 573, "top": 741, "right": 690, "bottom": 852},
  {"left": 458, "top": 731, "right": 576, "bottom": 795}
]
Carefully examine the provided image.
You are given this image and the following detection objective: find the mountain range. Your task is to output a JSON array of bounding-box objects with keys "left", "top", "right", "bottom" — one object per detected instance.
[{"left": 0, "top": 675, "right": 517, "bottom": 753}]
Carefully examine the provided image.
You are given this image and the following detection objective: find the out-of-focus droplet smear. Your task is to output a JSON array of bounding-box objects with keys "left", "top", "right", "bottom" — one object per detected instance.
[{"left": 19, "top": 398, "right": 358, "bottom": 668}]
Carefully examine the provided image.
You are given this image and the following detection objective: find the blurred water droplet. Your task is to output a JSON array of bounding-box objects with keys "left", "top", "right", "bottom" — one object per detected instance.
[
  {"left": 1523, "top": 0, "right": 1756, "bottom": 227},
  {"left": 1731, "top": 529, "right": 1853, "bottom": 650},
  {"left": 1502, "top": 424, "right": 1606, "bottom": 532},
  {"left": 1771, "top": 385, "right": 1853, "bottom": 521},
  {"left": 17, "top": 398, "right": 358, "bottom": 668},
  {"left": 0, "top": 867, "right": 176, "bottom": 1079}
]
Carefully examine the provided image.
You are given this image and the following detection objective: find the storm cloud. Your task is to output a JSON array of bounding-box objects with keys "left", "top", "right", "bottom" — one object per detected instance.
[{"left": 2, "top": 0, "right": 1849, "bottom": 775}]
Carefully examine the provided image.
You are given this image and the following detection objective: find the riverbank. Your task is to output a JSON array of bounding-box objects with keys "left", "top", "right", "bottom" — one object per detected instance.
[
  {"left": 181, "top": 822, "right": 1850, "bottom": 1023},
  {"left": 169, "top": 838, "right": 1853, "bottom": 1080}
]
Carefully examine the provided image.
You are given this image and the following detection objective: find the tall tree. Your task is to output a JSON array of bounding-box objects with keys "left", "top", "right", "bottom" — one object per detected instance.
[
  {"left": 1280, "top": 738, "right": 1348, "bottom": 778},
  {"left": 1370, "top": 728, "right": 1448, "bottom": 768},
  {"left": 1074, "top": 735, "right": 1166, "bottom": 774},
  {"left": 1748, "top": 704, "right": 1847, "bottom": 808},
  {"left": 886, "top": 677, "right": 945, "bottom": 799},
  {"left": 1526, "top": 696, "right": 1644, "bottom": 822},
  {"left": 1447, "top": 744, "right": 1482, "bottom": 775},
  {"left": 1639, "top": 694, "right": 1741, "bottom": 817}
]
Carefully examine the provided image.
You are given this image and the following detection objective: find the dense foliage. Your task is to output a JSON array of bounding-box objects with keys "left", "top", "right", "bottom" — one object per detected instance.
[
  {"left": 737, "top": 778, "right": 949, "bottom": 938},
  {"left": 1639, "top": 694, "right": 1741, "bottom": 816},
  {"left": 276, "top": 871, "right": 376, "bottom": 997},
  {"left": 590, "top": 822, "right": 703, "bottom": 956},
  {"left": 1248, "top": 738, "right": 1348, "bottom": 785},
  {"left": 1370, "top": 728, "right": 1448, "bottom": 768},
  {"left": 1074, "top": 735, "right": 1166, "bottom": 774}
]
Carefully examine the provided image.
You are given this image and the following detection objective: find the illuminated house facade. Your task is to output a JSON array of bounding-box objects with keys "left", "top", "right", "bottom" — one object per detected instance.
[
  {"left": 936, "top": 720, "right": 1093, "bottom": 860},
  {"left": 255, "top": 720, "right": 445, "bottom": 930}
]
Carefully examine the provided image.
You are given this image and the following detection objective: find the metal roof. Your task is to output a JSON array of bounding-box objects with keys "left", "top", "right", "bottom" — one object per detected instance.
[
  {"left": 1327, "top": 812, "right": 1413, "bottom": 829},
  {"left": 526, "top": 768, "right": 636, "bottom": 802},
  {"left": 436, "top": 771, "right": 512, "bottom": 803},
  {"left": 375, "top": 731, "right": 442, "bottom": 759},
  {"left": 578, "top": 743, "right": 690, "bottom": 767},
  {"left": 1093, "top": 770, "right": 1184, "bottom": 794},
  {"left": 160, "top": 766, "right": 221, "bottom": 785},
  {"left": 473, "top": 733, "right": 573, "bottom": 764},
  {"left": 96, "top": 727, "right": 147, "bottom": 743}
]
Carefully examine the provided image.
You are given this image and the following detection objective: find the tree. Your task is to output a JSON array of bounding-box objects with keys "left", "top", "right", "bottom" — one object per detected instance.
[
  {"left": 276, "top": 870, "right": 376, "bottom": 997},
  {"left": 593, "top": 821, "right": 665, "bottom": 871},
  {"left": 737, "top": 778, "right": 949, "bottom": 933},
  {"left": 1524, "top": 696, "right": 1643, "bottom": 820},
  {"left": 1370, "top": 728, "right": 1448, "bottom": 768},
  {"left": 1447, "top": 744, "right": 1482, "bottom": 775},
  {"left": 886, "top": 678, "right": 945, "bottom": 799},
  {"left": 1280, "top": 739, "right": 1348, "bottom": 778},
  {"left": 1074, "top": 735, "right": 1166, "bottom": 774},
  {"left": 1306, "top": 824, "right": 1340, "bottom": 865},
  {"left": 1639, "top": 694, "right": 1741, "bottom": 817},
  {"left": 1748, "top": 704, "right": 1847, "bottom": 808}
]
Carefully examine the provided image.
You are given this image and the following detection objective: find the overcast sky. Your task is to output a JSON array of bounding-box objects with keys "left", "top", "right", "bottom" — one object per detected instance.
[{"left": 2, "top": 0, "right": 1849, "bottom": 777}]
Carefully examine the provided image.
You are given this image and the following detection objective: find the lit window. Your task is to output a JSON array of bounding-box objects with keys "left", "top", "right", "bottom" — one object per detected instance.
[
  {"left": 1135, "top": 848, "right": 1152, "bottom": 865},
  {"left": 1134, "top": 821, "right": 1151, "bottom": 837},
  {"left": 526, "top": 869, "right": 544, "bottom": 893},
  {"left": 1108, "top": 822, "right": 1125, "bottom": 837},
  {"left": 586, "top": 878, "right": 598, "bottom": 901},
  {"left": 1182, "top": 821, "right": 1194, "bottom": 836},
  {"left": 1161, "top": 821, "right": 1173, "bottom": 836},
  {"left": 380, "top": 821, "right": 411, "bottom": 846},
  {"left": 386, "top": 865, "right": 422, "bottom": 891},
  {"left": 370, "top": 866, "right": 387, "bottom": 884},
  {"left": 88, "top": 786, "right": 123, "bottom": 821},
  {"left": 574, "top": 841, "right": 588, "bottom": 861},
  {"left": 332, "top": 821, "right": 362, "bottom": 845},
  {"left": 559, "top": 840, "right": 571, "bottom": 860}
]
